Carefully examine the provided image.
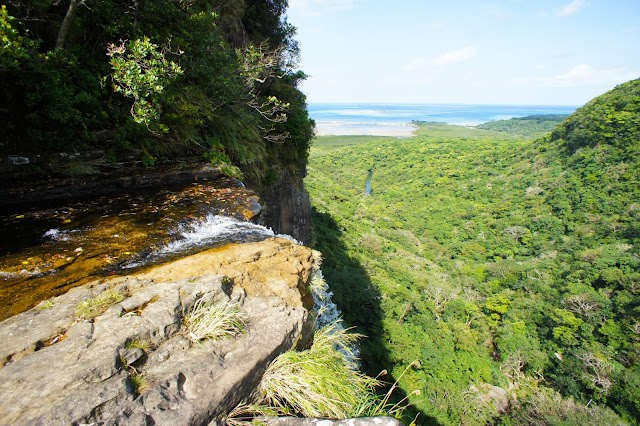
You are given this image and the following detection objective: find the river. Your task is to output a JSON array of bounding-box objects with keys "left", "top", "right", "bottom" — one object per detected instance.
[{"left": 0, "top": 180, "right": 266, "bottom": 320}]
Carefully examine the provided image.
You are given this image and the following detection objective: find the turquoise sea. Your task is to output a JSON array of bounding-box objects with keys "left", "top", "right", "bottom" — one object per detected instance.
[{"left": 308, "top": 103, "right": 578, "bottom": 136}]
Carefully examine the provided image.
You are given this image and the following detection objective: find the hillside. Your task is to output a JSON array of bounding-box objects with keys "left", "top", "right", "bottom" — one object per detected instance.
[
  {"left": 477, "top": 114, "right": 569, "bottom": 138},
  {"left": 307, "top": 80, "right": 640, "bottom": 425}
]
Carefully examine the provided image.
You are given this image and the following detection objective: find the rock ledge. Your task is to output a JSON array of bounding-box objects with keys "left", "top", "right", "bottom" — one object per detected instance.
[{"left": 0, "top": 238, "right": 314, "bottom": 425}]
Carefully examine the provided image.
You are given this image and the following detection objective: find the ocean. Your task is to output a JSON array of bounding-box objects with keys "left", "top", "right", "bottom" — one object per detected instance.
[{"left": 308, "top": 103, "right": 578, "bottom": 136}]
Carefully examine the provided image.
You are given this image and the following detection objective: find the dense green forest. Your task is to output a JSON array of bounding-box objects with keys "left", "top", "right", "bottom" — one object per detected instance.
[
  {"left": 307, "top": 79, "right": 640, "bottom": 425},
  {"left": 476, "top": 115, "right": 569, "bottom": 139},
  {"left": 0, "top": 0, "right": 313, "bottom": 184}
]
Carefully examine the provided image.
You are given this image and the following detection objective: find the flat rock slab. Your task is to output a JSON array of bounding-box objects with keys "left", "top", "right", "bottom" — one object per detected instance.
[{"left": 0, "top": 238, "right": 314, "bottom": 425}]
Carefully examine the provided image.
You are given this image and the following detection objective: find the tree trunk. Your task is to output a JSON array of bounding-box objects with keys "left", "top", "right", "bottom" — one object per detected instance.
[{"left": 55, "top": 0, "right": 80, "bottom": 50}]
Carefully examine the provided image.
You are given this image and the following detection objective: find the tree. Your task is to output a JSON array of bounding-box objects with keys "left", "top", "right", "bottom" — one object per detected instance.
[{"left": 55, "top": 0, "right": 80, "bottom": 50}]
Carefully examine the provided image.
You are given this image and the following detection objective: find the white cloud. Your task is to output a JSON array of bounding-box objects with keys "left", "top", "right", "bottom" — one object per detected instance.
[
  {"left": 432, "top": 46, "right": 478, "bottom": 66},
  {"left": 558, "top": 0, "right": 586, "bottom": 17},
  {"left": 403, "top": 57, "right": 430, "bottom": 72},
  {"left": 555, "top": 64, "right": 638, "bottom": 86},
  {"left": 514, "top": 64, "right": 639, "bottom": 88},
  {"left": 403, "top": 46, "right": 477, "bottom": 72},
  {"left": 288, "top": 0, "right": 362, "bottom": 18},
  {"left": 427, "top": 20, "right": 449, "bottom": 31}
]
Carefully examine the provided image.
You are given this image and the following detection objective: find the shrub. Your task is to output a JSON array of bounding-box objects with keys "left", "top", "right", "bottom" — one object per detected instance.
[{"left": 258, "top": 322, "right": 376, "bottom": 419}]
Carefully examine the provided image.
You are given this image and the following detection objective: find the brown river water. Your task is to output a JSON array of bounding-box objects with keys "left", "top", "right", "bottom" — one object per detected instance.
[{"left": 0, "top": 180, "right": 270, "bottom": 321}]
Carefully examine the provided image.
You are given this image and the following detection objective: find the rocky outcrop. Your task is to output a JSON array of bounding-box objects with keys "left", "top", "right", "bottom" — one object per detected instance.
[
  {"left": 0, "top": 238, "right": 315, "bottom": 426},
  {"left": 470, "top": 383, "right": 510, "bottom": 414},
  {"left": 261, "top": 167, "right": 312, "bottom": 245},
  {"left": 0, "top": 162, "right": 231, "bottom": 208}
]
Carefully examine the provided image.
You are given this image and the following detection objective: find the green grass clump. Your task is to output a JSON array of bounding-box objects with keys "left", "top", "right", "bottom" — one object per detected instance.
[
  {"left": 183, "top": 298, "right": 247, "bottom": 342},
  {"left": 76, "top": 288, "right": 126, "bottom": 320},
  {"left": 38, "top": 299, "right": 55, "bottom": 310},
  {"left": 226, "top": 403, "right": 284, "bottom": 426},
  {"left": 258, "top": 322, "right": 380, "bottom": 419},
  {"left": 124, "top": 339, "right": 149, "bottom": 351},
  {"left": 128, "top": 371, "right": 149, "bottom": 396}
]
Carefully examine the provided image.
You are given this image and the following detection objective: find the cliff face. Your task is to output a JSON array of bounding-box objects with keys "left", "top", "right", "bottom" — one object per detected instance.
[{"left": 261, "top": 166, "right": 313, "bottom": 245}]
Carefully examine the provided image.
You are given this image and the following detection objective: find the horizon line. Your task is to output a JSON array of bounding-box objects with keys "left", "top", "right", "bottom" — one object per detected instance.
[{"left": 307, "top": 101, "right": 581, "bottom": 107}]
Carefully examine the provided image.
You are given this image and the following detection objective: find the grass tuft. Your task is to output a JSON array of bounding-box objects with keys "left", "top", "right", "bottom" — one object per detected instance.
[
  {"left": 258, "top": 322, "right": 378, "bottom": 419},
  {"left": 128, "top": 371, "right": 148, "bottom": 396},
  {"left": 308, "top": 272, "right": 328, "bottom": 298},
  {"left": 351, "top": 362, "right": 422, "bottom": 420},
  {"left": 183, "top": 298, "right": 247, "bottom": 342},
  {"left": 124, "top": 339, "right": 149, "bottom": 351},
  {"left": 76, "top": 287, "right": 126, "bottom": 320},
  {"left": 38, "top": 299, "right": 55, "bottom": 310},
  {"left": 226, "top": 403, "right": 286, "bottom": 426},
  {"left": 228, "top": 322, "right": 417, "bottom": 423}
]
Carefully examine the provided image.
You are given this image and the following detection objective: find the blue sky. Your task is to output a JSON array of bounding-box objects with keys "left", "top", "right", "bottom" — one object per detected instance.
[{"left": 286, "top": 0, "right": 640, "bottom": 105}]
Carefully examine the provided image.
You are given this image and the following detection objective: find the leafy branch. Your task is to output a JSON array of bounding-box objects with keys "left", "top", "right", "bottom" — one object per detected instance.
[{"left": 106, "top": 37, "right": 183, "bottom": 132}]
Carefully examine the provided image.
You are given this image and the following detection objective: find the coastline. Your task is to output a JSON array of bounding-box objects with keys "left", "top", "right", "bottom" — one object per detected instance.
[
  {"left": 314, "top": 121, "right": 418, "bottom": 137},
  {"left": 309, "top": 103, "right": 577, "bottom": 137}
]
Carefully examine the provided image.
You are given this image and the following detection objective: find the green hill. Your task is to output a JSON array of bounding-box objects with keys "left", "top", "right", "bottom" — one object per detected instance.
[
  {"left": 307, "top": 80, "right": 640, "bottom": 425},
  {"left": 549, "top": 78, "right": 640, "bottom": 154},
  {"left": 477, "top": 114, "right": 569, "bottom": 138}
]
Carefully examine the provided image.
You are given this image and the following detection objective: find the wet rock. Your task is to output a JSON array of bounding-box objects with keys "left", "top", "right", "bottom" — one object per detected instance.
[
  {"left": 148, "top": 238, "right": 316, "bottom": 310},
  {"left": 0, "top": 163, "right": 228, "bottom": 208},
  {"left": 0, "top": 238, "right": 315, "bottom": 425}
]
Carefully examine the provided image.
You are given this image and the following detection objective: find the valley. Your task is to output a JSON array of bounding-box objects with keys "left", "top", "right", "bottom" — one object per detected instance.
[{"left": 306, "top": 81, "right": 640, "bottom": 425}]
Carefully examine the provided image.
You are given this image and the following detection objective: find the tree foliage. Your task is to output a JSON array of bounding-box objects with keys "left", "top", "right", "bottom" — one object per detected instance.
[
  {"left": 107, "top": 37, "right": 183, "bottom": 130},
  {"left": 0, "top": 0, "right": 313, "bottom": 184},
  {"left": 477, "top": 114, "right": 569, "bottom": 139},
  {"left": 307, "top": 79, "right": 640, "bottom": 425}
]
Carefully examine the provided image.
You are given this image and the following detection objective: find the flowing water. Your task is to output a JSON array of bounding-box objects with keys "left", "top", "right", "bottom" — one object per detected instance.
[
  {"left": 0, "top": 180, "right": 269, "bottom": 320},
  {"left": 0, "top": 177, "right": 352, "bottom": 364}
]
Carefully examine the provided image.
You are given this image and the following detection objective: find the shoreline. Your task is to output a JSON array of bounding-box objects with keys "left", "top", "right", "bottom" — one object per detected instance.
[
  {"left": 309, "top": 103, "right": 577, "bottom": 137},
  {"left": 314, "top": 121, "right": 419, "bottom": 137}
]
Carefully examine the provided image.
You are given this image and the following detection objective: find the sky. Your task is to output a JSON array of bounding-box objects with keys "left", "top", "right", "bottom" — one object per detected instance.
[{"left": 286, "top": 0, "right": 640, "bottom": 105}]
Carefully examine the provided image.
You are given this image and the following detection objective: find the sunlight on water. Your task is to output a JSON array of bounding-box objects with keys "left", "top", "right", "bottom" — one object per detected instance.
[
  {"left": 0, "top": 182, "right": 262, "bottom": 320},
  {"left": 42, "top": 228, "right": 70, "bottom": 241},
  {"left": 123, "top": 215, "right": 302, "bottom": 269},
  {"left": 316, "top": 121, "right": 417, "bottom": 137},
  {"left": 161, "top": 215, "right": 275, "bottom": 253}
]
